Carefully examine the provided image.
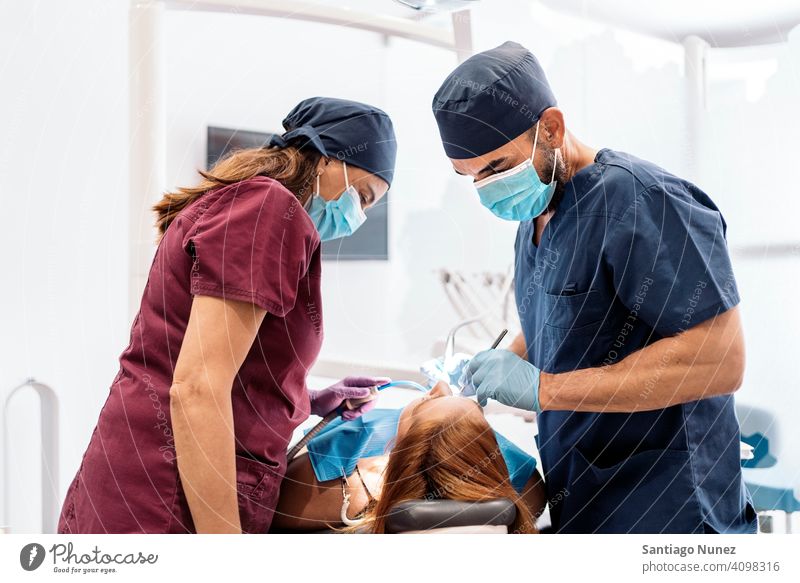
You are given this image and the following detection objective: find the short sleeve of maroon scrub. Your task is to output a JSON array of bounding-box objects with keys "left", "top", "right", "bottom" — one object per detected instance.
[{"left": 185, "top": 177, "right": 318, "bottom": 316}]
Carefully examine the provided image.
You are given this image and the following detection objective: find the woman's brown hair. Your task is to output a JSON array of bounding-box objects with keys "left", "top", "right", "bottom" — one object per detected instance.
[
  {"left": 152, "top": 144, "right": 322, "bottom": 238},
  {"left": 359, "top": 414, "right": 536, "bottom": 534}
]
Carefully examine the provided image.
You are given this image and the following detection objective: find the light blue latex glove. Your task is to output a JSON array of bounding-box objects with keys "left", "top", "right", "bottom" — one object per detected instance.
[{"left": 465, "top": 349, "right": 541, "bottom": 412}]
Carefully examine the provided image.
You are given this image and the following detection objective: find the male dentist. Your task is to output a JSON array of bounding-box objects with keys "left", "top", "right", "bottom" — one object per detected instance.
[{"left": 432, "top": 41, "right": 756, "bottom": 533}]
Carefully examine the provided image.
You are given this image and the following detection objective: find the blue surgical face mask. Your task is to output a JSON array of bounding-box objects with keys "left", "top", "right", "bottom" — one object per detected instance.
[
  {"left": 474, "top": 122, "right": 559, "bottom": 221},
  {"left": 305, "top": 162, "right": 367, "bottom": 241}
]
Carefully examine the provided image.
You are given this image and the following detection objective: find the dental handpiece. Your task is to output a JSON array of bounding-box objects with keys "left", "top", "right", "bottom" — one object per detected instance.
[{"left": 287, "top": 381, "right": 428, "bottom": 462}]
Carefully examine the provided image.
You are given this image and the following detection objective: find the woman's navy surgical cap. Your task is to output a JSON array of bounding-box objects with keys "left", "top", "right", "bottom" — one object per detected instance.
[
  {"left": 269, "top": 97, "right": 397, "bottom": 187},
  {"left": 432, "top": 41, "right": 557, "bottom": 160}
]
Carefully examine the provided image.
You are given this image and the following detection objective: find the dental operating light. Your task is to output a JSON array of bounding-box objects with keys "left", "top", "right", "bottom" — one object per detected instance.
[{"left": 393, "top": 0, "right": 479, "bottom": 13}]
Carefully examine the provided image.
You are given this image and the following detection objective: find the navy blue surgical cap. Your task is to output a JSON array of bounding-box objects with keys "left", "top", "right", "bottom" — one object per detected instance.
[
  {"left": 269, "top": 97, "right": 397, "bottom": 187},
  {"left": 432, "top": 41, "right": 557, "bottom": 159}
]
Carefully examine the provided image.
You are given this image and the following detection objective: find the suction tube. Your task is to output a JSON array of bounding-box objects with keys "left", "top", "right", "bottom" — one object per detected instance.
[
  {"left": 287, "top": 380, "right": 428, "bottom": 462},
  {"left": 376, "top": 380, "right": 429, "bottom": 392}
]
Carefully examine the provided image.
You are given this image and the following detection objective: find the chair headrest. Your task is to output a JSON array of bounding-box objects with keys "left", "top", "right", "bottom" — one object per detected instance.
[{"left": 384, "top": 498, "right": 517, "bottom": 534}]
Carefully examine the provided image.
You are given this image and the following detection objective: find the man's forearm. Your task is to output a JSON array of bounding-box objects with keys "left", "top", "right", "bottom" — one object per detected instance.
[{"left": 538, "top": 308, "right": 745, "bottom": 413}]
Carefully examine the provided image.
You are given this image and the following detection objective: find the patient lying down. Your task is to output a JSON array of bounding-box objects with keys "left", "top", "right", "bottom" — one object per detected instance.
[{"left": 273, "top": 382, "right": 545, "bottom": 533}]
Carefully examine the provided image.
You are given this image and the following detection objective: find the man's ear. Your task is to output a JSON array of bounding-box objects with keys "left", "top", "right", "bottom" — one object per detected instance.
[{"left": 539, "top": 108, "right": 565, "bottom": 149}]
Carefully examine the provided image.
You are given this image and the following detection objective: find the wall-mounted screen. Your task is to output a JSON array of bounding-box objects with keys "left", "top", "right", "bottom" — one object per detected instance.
[{"left": 207, "top": 126, "right": 388, "bottom": 261}]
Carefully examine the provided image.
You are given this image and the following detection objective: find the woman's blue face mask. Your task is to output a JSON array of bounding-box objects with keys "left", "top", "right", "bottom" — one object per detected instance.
[
  {"left": 305, "top": 162, "right": 367, "bottom": 241},
  {"left": 474, "top": 122, "right": 559, "bottom": 222}
]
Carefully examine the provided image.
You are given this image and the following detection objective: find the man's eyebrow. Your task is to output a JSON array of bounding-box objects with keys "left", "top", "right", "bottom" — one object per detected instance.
[
  {"left": 477, "top": 157, "right": 508, "bottom": 177},
  {"left": 454, "top": 157, "right": 508, "bottom": 178}
]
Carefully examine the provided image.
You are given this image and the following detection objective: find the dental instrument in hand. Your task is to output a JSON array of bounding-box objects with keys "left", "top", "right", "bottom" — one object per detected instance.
[
  {"left": 489, "top": 328, "right": 508, "bottom": 349},
  {"left": 287, "top": 390, "right": 376, "bottom": 462},
  {"left": 458, "top": 328, "right": 508, "bottom": 396}
]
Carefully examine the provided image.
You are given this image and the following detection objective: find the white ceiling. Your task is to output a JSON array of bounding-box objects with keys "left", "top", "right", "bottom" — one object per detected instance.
[
  {"left": 534, "top": 0, "right": 800, "bottom": 47},
  {"left": 318, "top": 0, "right": 800, "bottom": 47}
]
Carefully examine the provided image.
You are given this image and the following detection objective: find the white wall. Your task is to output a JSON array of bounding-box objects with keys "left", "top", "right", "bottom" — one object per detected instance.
[
  {"left": 699, "top": 30, "right": 800, "bottom": 459},
  {"left": 1, "top": 0, "right": 798, "bottom": 533},
  {"left": 0, "top": 0, "right": 131, "bottom": 532}
]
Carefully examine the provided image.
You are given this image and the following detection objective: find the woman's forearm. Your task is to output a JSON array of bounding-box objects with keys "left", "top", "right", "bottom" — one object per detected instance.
[{"left": 170, "top": 381, "right": 241, "bottom": 533}]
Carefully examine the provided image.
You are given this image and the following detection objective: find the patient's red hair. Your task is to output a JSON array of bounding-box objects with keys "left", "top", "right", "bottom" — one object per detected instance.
[{"left": 361, "top": 412, "right": 536, "bottom": 534}]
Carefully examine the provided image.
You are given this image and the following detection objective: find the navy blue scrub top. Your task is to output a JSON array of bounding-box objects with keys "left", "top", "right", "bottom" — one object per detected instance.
[{"left": 515, "top": 148, "right": 756, "bottom": 533}]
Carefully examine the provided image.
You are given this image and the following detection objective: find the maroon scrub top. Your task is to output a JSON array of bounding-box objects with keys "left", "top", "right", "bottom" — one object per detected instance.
[{"left": 58, "top": 177, "right": 323, "bottom": 533}]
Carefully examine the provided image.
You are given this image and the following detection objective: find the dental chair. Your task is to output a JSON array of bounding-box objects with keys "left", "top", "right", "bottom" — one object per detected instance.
[
  {"left": 272, "top": 498, "right": 518, "bottom": 534},
  {"left": 737, "top": 402, "right": 800, "bottom": 533},
  {"left": 383, "top": 498, "right": 517, "bottom": 534}
]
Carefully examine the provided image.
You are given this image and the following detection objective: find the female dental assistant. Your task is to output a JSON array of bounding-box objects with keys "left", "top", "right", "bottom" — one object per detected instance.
[
  {"left": 58, "top": 97, "right": 397, "bottom": 534},
  {"left": 432, "top": 42, "right": 755, "bottom": 533}
]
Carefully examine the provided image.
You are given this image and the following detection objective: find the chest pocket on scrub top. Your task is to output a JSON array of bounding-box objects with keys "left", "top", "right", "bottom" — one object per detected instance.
[{"left": 542, "top": 288, "right": 608, "bottom": 371}]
